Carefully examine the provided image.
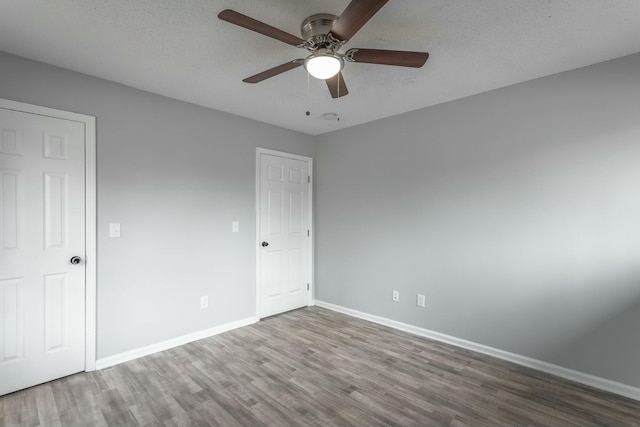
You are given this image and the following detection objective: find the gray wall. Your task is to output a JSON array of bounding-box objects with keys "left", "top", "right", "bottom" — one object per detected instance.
[
  {"left": 315, "top": 53, "right": 640, "bottom": 388},
  {"left": 0, "top": 51, "right": 315, "bottom": 359},
  {"left": 3, "top": 47, "right": 640, "bottom": 390}
]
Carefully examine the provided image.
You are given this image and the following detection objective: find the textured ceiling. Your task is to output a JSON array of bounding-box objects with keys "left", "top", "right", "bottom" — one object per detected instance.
[{"left": 1, "top": 0, "right": 640, "bottom": 135}]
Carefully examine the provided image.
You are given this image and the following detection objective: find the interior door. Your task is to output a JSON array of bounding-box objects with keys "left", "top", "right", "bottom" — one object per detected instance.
[
  {"left": 0, "top": 106, "right": 86, "bottom": 396},
  {"left": 258, "top": 151, "right": 311, "bottom": 318}
]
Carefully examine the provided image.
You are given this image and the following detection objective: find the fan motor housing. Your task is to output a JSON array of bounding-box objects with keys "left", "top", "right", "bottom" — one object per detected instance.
[{"left": 301, "top": 14, "right": 339, "bottom": 39}]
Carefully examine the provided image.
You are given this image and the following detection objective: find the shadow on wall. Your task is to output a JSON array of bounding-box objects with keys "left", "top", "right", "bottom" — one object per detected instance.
[
  {"left": 315, "top": 55, "right": 640, "bottom": 388},
  {"left": 548, "top": 286, "right": 640, "bottom": 382},
  {"left": 323, "top": 118, "right": 640, "bottom": 355},
  {"left": 408, "top": 123, "right": 640, "bottom": 362}
]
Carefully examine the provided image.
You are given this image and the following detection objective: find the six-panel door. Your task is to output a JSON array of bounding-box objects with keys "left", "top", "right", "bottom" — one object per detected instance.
[
  {"left": 259, "top": 153, "right": 310, "bottom": 318},
  {"left": 0, "top": 108, "right": 86, "bottom": 396}
]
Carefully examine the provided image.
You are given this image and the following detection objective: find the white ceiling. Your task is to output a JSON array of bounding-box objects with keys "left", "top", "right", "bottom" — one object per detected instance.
[{"left": 1, "top": 0, "right": 640, "bottom": 135}]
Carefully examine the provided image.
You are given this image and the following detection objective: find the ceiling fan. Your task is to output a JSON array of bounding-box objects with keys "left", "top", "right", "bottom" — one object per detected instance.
[{"left": 218, "top": 0, "right": 429, "bottom": 98}]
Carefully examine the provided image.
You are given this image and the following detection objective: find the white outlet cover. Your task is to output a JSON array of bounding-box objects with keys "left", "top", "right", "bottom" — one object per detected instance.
[
  {"left": 109, "top": 223, "right": 121, "bottom": 238},
  {"left": 200, "top": 296, "right": 209, "bottom": 309}
]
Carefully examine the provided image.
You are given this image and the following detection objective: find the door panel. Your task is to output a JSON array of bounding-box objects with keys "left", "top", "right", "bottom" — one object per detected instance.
[
  {"left": 44, "top": 272, "right": 68, "bottom": 352},
  {"left": 267, "top": 190, "right": 282, "bottom": 235},
  {"left": 259, "top": 152, "right": 311, "bottom": 318},
  {"left": 0, "top": 127, "right": 22, "bottom": 155},
  {"left": 288, "top": 249, "right": 303, "bottom": 293},
  {"left": 0, "top": 278, "right": 24, "bottom": 363},
  {"left": 44, "top": 173, "right": 67, "bottom": 249},
  {"left": 1, "top": 169, "right": 22, "bottom": 250},
  {"left": 289, "top": 191, "right": 303, "bottom": 233},
  {"left": 266, "top": 250, "right": 282, "bottom": 298},
  {"left": 0, "top": 107, "right": 86, "bottom": 396}
]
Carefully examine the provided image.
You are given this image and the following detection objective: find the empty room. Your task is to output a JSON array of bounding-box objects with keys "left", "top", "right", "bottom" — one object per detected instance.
[{"left": 1, "top": 0, "right": 640, "bottom": 425}]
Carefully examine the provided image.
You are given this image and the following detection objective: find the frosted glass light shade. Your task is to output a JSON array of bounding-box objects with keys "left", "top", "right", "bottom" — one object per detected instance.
[{"left": 304, "top": 53, "right": 343, "bottom": 80}]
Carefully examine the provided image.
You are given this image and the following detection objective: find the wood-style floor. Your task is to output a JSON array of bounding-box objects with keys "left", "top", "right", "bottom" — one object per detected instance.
[{"left": 1, "top": 307, "right": 639, "bottom": 426}]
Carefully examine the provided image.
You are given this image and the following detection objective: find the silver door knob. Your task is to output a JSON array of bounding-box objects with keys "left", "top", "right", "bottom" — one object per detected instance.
[{"left": 70, "top": 256, "right": 82, "bottom": 265}]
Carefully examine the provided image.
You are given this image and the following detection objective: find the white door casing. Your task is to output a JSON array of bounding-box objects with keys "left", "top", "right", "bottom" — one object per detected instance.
[
  {"left": 256, "top": 149, "right": 312, "bottom": 318},
  {"left": 0, "top": 99, "right": 96, "bottom": 396}
]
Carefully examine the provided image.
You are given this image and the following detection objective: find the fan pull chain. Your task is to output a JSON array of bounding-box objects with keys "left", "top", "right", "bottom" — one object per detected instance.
[
  {"left": 336, "top": 75, "right": 341, "bottom": 121},
  {"left": 305, "top": 70, "right": 311, "bottom": 117}
]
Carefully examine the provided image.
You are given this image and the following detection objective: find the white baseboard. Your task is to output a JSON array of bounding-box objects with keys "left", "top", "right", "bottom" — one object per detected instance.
[
  {"left": 95, "top": 316, "right": 259, "bottom": 370},
  {"left": 315, "top": 300, "right": 640, "bottom": 402}
]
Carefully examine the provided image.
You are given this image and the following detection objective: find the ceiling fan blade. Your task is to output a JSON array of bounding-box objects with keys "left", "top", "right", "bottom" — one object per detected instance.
[
  {"left": 218, "top": 9, "right": 305, "bottom": 47},
  {"left": 330, "top": 0, "right": 389, "bottom": 42},
  {"left": 326, "top": 72, "right": 349, "bottom": 98},
  {"left": 347, "top": 48, "right": 429, "bottom": 68},
  {"left": 243, "top": 60, "right": 303, "bottom": 84}
]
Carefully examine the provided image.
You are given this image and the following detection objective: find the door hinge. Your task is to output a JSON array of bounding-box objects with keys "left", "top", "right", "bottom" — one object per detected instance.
[
  {"left": 307, "top": 283, "right": 310, "bottom": 291},
  {"left": 308, "top": 175, "right": 311, "bottom": 183},
  {"left": 307, "top": 229, "right": 310, "bottom": 237}
]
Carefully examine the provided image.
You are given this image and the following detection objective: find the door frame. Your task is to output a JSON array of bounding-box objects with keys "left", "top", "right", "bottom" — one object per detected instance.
[
  {"left": 0, "top": 98, "right": 97, "bottom": 371},
  {"left": 255, "top": 148, "right": 313, "bottom": 319}
]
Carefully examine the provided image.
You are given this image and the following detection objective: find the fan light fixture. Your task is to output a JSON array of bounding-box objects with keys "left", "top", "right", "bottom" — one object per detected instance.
[
  {"left": 304, "top": 51, "right": 343, "bottom": 80},
  {"left": 218, "top": 4, "right": 430, "bottom": 98}
]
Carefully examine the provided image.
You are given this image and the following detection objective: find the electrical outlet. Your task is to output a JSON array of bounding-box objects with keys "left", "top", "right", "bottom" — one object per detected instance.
[
  {"left": 417, "top": 294, "right": 426, "bottom": 308},
  {"left": 109, "top": 223, "right": 121, "bottom": 238},
  {"left": 392, "top": 290, "right": 400, "bottom": 302},
  {"left": 200, "top": 296, "right": 209, "bottom": 309}
]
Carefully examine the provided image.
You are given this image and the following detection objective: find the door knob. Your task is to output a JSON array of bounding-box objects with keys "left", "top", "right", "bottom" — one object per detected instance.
[
  {"left": 261, "top": 241, "right": 269, "bottom": 247},
  {"left": 69, "top": 256, "right": 82, "bottom": 265}
]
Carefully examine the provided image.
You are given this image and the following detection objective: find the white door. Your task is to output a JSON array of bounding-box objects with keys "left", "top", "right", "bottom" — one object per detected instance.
[
  {"left": 258, "top": 151, "right": 312, "bottom": 318},
  {"left": 0, "top": 107, "right": 86, "bottom": 396}
]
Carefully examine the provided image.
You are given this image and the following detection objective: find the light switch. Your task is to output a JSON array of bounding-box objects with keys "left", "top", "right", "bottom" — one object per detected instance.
[
  {"left": 232, "top": 221, "right": 239, "bottom": 233},
  {"left": 109, "top": 223, "right": 121, "bottom": 238}
]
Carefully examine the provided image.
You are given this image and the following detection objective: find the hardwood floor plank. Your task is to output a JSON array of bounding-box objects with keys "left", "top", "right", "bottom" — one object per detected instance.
[
  {"left": 34, "top": 385, "right": 62, "bottom": 427},
  {"left": 1, "top": 390, "right": 28, "bottom": 427},
  {"left": 17, "top": 389, "right": 39, "bottom": 427},
  {"left": 1, "top": 306, "right": 640, "bottom": 426},
  {"left": 97, "top": 388, "right": 139, "bottom": 426}
]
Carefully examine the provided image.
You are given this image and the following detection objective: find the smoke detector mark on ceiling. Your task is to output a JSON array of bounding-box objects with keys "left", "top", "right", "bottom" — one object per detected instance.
[{"left": 322, "top": 112, "right": 340, "bottom": 121}]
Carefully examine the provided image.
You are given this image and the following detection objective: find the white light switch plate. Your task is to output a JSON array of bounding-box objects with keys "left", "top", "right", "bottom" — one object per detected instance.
[
  {"left": 417, "top": 294, "right": 426, "bottom": 308},
  {"left": 109, "top": 223, "right": 121, "bottom": 238},
  {"left": 232, "top": 221, "right": 239, "bottom": 233}
]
